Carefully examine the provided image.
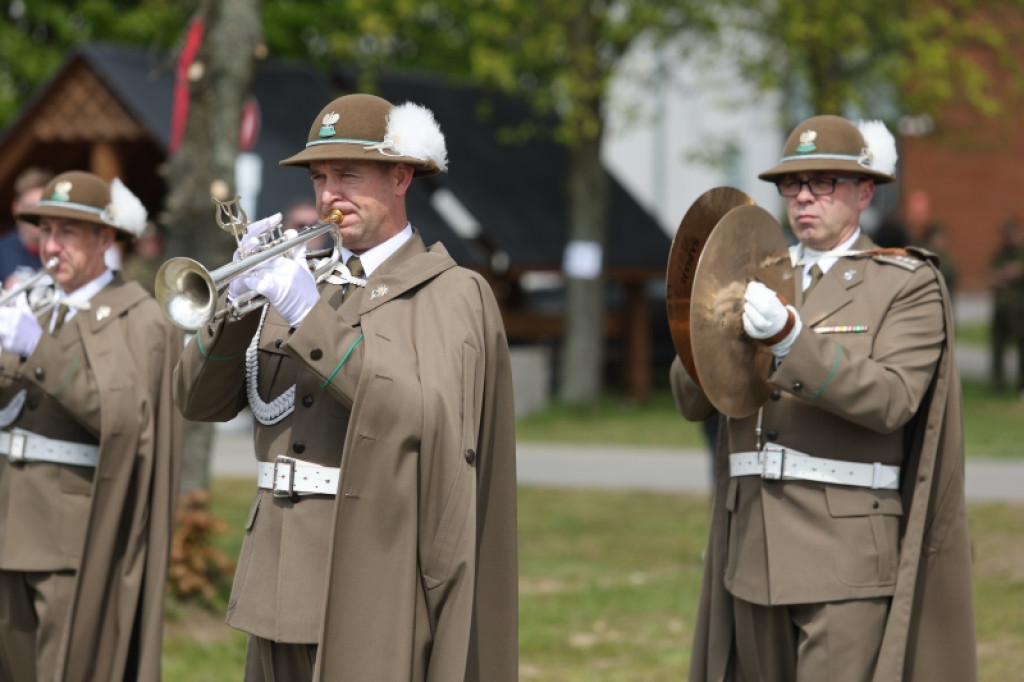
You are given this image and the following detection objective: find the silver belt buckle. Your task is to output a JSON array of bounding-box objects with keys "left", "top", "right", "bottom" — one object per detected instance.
[
  {"left": 273, "top": 455, "right": 296, "bottom": 498},
  {"left": 9, "top": 428, "right": 28, "bottom": 462},
  {"left": 760, "top": 446, "right": 785, "bottom": 480}
]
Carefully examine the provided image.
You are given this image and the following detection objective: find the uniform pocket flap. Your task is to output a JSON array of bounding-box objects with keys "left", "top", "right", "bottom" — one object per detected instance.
[
  {"left": 258, "top": 320, "right": 293, "bottom": 357},
  {"left": 825, "top": 485, "right": 903, "bottom": 517}
]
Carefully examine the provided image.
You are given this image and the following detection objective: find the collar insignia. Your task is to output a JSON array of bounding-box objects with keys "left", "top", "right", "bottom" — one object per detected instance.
[
  {"left": 370, "top": 284, "right": 389, "bottom": 299},
  {"left": 95, "top": 305, "right": 111, "bottom": 321}
]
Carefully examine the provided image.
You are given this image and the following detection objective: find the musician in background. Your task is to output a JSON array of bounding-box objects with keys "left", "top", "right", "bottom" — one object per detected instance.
[
  {"left": 0, "top": 171, "right": 183, "bottom": 682},
  {"left": 675, "top": 115, "right": 975, "bottom": 682},
  {"left": 1, "top": 167, "right": 53, "bottom": 289},
  {"left": 282, "top": 197, "right": 324, "bottom": 249},
  {"left": 174, "top": 93, "right": 518, "bottom": 682}
]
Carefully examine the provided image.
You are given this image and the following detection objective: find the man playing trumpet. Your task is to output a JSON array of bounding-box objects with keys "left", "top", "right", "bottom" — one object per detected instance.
[
  {"left": 675, "top": 115, "right": 975, "bottom": 681},
  {"left": 174, "top": 93, "right": 518, "bottom": 682},
  {"left": 0, "top": 171, "right": 184, "bottom": 681}
]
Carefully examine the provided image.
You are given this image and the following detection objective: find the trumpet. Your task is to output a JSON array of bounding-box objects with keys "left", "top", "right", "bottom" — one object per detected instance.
[
  {"left": 0, "top": 257, "right": 59, "bottom": 312},
  {"left": 155, "top": 210, "right": 343, "bottom": 331}
]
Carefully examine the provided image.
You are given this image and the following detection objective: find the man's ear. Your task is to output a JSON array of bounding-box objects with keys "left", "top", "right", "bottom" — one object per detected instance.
[
  {"left": 857, "top": 179, "right": 875, "bottom": 211},
  {"left": 97, "top": 225, "right": 117, "bottom": 251},
  {"left": 392, "top": 163, "right": 415, "bottom": 197}
]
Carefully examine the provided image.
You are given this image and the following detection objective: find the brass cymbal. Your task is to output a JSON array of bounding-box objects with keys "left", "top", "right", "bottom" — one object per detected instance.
[
  {"left": 691, "top": 204, "right": 795, "bottom": 418},
  {"left": 666, "top": 187, "right": 755, "bottom": 387}
]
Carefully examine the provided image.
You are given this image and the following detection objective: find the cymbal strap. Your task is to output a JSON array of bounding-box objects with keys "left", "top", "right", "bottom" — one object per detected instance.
[{"left": 762, "top": 308, "right": 795, "bottom": 346}]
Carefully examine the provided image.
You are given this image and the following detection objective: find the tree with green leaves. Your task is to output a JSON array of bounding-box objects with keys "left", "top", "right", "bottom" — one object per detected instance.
[
  {"left": 724, "top": 0, "right": 1024, "bottom": 128},
  {"left": 261, "top": 0, "right": 723, "bottom": 404},
  {"left": 0, "top": 0, "right": 189, "bottom": 128}
]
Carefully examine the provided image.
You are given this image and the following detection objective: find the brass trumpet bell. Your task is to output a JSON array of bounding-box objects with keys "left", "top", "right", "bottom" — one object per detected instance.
[
  {"left": 155, "top": 257, "right": 218, "bottom": 332},
  {"left": 155, "top": 210, "right": 343, "bottom": 331}
]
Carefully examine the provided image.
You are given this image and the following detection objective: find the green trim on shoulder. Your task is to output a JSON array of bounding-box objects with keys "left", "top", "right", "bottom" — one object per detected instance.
[
  {"left": 322, "top": 334, "right": 364, "bottom": 387},
  {"left": 810, "top": 345, "right": 842, "bottom": 402},
  {"left": 52, "top": 357, "right": 78, "bottom": 398},
  {"left": 196, "top": 331, "right": 245, "bottom": 361}
]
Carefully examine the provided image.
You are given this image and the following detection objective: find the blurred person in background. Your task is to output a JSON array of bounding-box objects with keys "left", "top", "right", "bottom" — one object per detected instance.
[
  {"left": 121, "top": 221, "right": 167, "bottom": 296},
  {"left": 1, "top": 167, "right": 53, "bottom": 289},
  {"left": 986, "top": 216, "right": 1024, "bottom": 395}
]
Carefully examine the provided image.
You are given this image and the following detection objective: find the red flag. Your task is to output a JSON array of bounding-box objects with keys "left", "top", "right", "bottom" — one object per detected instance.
[{"left": 169, "top": 18, "right": 205, "bottom": 154}]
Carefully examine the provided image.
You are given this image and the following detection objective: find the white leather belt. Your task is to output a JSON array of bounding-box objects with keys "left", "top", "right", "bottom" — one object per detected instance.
[
  {"left": 257, "top": 456, "right": 339, "bottom": 497},
  {"left": 0, "top": 427, "right": 100, "bottom": 468},
  {"left": 729, "top": 447, "right": 900, "bottom": 490}
]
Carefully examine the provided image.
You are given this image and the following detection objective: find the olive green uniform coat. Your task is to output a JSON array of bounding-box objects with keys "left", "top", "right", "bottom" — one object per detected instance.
[
  {"left": 175, "top": 233, "right": 518, "bottom": 681},
  {"left": 0, "top": 277, "right": 184, "bottom": 682},
  {"left": 675, "top": 236, "right": 976, "bottom": 681}
]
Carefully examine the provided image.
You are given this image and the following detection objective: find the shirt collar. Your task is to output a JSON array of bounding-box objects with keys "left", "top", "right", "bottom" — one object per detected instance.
[
  {"left": 52, "top": 268, "right": 114, "bottom": 326},
  {"left": 340, "top": 224, "right": 413, "bottom": 277},
  {"left": 800, "top": 228, "right": 862, "bottom": 275}
]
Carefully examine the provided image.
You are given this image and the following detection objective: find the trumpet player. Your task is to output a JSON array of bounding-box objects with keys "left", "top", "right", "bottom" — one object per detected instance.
[
  {"left": 174, "top": 93, "right": 518, "bottom": 682},
  {"left": 676, "top": 116, "right": 975, "bottom": 682},
  {"left": 0, "top": 171, "right": 184, "bottom": 682}
]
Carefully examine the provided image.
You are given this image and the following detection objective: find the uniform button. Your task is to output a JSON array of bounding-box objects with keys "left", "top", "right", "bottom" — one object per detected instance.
[
  {"left": 765, "top": 429, "right": 778, "bottom": 441},
  {"left": 310, "top": 349, "right": 323, "bottom": 360},
  {"left": 302, "top": 394, "right": 314, "bottom": 407},
  {"left": 872, "top": 500, "right": 880, "bottom": 509},
  {"left": 274, "top": 338, "right": 283, "bottom": 348},
  {"left": 771, "top": 389, "right": 781, "bottom": 401},
  {"left": 792, "top": 381, "right": 803, "bottom": 390},
  {"left": 464, "top": 448, "right": 476, "bottom": 464},
  {"left": 292, "top": 441, "right": 306, "bottom": 454},
  {"left": 34, "top": 367, "right": 44, "bottom": 380},
  {"left": 27, "top": 400, "right": 39, "bottom": 410}
]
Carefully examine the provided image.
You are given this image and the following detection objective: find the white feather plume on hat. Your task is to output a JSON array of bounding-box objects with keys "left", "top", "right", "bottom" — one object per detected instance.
[
  {"left": 857, "top": 120, "right": 898, "bottom": 176},
  {"left": 104, "top": 177, "right": 148, "bottom": 237},
  {"left": 382, "top": 103, "right": 448, "bottom": 172}
]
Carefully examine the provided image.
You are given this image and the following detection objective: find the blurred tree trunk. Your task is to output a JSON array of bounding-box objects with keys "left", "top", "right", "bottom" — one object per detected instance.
[
  {"left": 162, "top": 0, "right": 262, "bottom": 494},
  {"left": 558, "top": 9, "right": 609, "bottom": 403},
  {"left": 559, "top": 133, "right": 609, "bottom": 402}
]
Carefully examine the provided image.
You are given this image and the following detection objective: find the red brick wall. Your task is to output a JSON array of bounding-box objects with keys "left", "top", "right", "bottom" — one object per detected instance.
[{"left": 900, "top": 26, "right": 1024, "bottom": 293}]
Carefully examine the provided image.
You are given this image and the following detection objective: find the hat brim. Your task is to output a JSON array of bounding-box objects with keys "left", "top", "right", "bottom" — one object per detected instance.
[
  {"left": 17, "top": 204, "right": 117, "bottom": 229},
  {"left": 279, "top": 143, "right": 440, "bottom": 176},
  {"left": 758, "top": 158, "right": 894, "bottom": 184}
]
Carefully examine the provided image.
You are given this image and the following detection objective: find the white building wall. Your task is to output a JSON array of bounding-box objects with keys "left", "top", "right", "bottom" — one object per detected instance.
[{"left": 601, "top": 42, "right": 784, "bottom": 237}]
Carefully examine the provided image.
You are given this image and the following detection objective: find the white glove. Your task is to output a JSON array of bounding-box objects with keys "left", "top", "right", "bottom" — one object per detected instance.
[
  {"left": 228, "top": 212, "right": 283, "bottom": 303},
  {"left": 0, "top": 293, "right": 43, "bottom": 356},
  {"left": 243, "top": 242, "right": 318, "bottom": 327},
  {"left": 742, "top": 281, "right": 802, "bottom": 360}
]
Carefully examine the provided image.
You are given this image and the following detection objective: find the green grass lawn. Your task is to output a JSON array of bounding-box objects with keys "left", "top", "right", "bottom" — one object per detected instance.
[
  {"left": 162, "top": 347, "right": 1023, "bottom": 678},
  {"left": 162, "top": 478, "right": 1024, "bottom": 681}
]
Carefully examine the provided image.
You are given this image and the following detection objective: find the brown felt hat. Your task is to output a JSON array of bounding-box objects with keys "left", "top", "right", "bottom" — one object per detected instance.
[
  {"left": 17, "top": 171, "right": 147, "bottom": 237},
  {"left": 759, "top": 115, "right": 895, "bottom": 184},
  {"left": 18, "top": 171, "right": 113, "bottom": 227},
  {"left": 279, "top": 93, "right": 447, "bottom": 176}
]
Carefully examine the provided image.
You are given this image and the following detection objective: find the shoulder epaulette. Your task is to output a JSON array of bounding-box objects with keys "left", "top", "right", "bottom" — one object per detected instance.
[{"left": 858, "top": 247, "right": 928, "bottom": 271}]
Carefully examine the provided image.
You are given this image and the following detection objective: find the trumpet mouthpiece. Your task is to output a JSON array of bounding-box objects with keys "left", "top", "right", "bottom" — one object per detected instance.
[{"left": 325, "top": 209, "right": 344, "bottom": 224}]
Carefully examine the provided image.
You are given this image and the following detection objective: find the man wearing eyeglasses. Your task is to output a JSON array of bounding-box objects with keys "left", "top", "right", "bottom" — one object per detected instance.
[{"left": 675, "top": 115, "right": 975, "bottom": 682}]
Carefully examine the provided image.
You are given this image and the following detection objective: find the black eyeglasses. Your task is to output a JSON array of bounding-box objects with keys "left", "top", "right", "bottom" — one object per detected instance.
[{"left": 775, "top": 177, "right": 860, "bottom": 197}]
